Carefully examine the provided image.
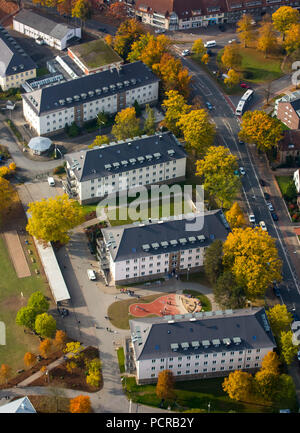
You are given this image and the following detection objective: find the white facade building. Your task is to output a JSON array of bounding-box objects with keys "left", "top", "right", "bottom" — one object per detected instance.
[
  {"left": 13, "top": 10, "right": 81, "bottom": 51},
  {"left": 101, "top": 209, "right": 230, "bottom": 285},
  {"left": 0, "top": 25, "right": 36, "bottom": 91},
  {"left": 22, "top": 61, "right": 159, "bottom": 136},
  {"left": 65, "top": 132, "right": 186, "bottom": 204},
  {"left": 129, "top": 307, "right": 276, "bottom": 384}
]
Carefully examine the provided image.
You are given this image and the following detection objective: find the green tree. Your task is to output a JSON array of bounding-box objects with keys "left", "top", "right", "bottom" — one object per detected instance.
[
  {"left": 16, "top": 306, "right": 38, "bottom": 330},
  {"left": 26, "top": 194, "right": 84, "bottom": 244},
  {"left": 214, "top": 271, "right": 246, "bottom": 309},
  {"left": 97, "top": 111, "right": 108, "bottom": 131},
  {"left": 35, "top": 313, "right": 57, "bottom": 338},
  {"left": 144, "top": 104, "right": 156, "bottom": 135},
  {"left": 112, "top": 107, "right": 141, "bottom": 140},
  {"left": 273, "top": 374, "right": 296, "bottom": 403},
  {"left": 196, "top": 146, "right": 240, "bottom": 208},
  {"left": 272, "top": 6, "right": 300, "bottom": 40},
  {"left": 279, "top": 331, "right": 298, "bottom": 365},
  {"left": 177, "top": 110, "right": 216, "bottom": 156},
  {"left": 27, "top": 291, "right": 49, "bottom": 314},
  {"left": 254, "top": 369, "right": 279, "bottom": 401},
  {"left": 0, "top": 177, "right": 14, "bottom": 226},
  {"left": 203, "top": 239, "right": 223, "bottom": 285},
  {"left": 68, "top": 121, "right": 80, "bottom": 137},
  {"left": 133, "top": 100, "right": 142, "bottom": 117}
]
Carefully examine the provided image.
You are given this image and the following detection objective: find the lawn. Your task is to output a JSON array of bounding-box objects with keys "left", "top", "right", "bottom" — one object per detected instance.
[
  {"left": 123, "top": 376, "right": 279, "bottom": 413},
  {"left": 25, "top": 395, "right": 71, "bottom": 413},
  {"left": 117, "top": 347, "right": 125, "bottom": 373},
  {"left": 182, "top": 289, "right": 212, "bottom": 311},
  {"left": 107, "top": 294, "right": 163, "bottom": 329},
  {"left": 275, "top": 175, "right": 293, "bottom": 196},
  {"left": 0, "top": 234, "right": 52, "bottom": 373}
]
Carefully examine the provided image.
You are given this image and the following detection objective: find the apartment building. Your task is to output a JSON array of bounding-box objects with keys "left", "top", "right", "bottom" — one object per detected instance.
[
  {"left": 275, "top": 91, "right": 300, "bottom": 129},
  {"left": 67, "top": 39, "right": 123, "bottom": 75},
  {"left": 276, "top": 130, "right": 300, "bottom": 165},
  {"left": 0, "top": 25, "right": 36, "bottom": 91},
  {"left": 13, "top": 10, "right": 81, "bottom": 51},
  {"left": 64, "top": 132, "right": 187, "bottom": 204},
  {"left": 22, "top": 61, "right": 159, "bottom": 136},
  {"left": 132, "top": 0, "right": 296, "bottom": 30},
  {"left": 100, "top": 209, "right": 230, "bottom": 285},
  {"left": 129, "top": 307, "right": 276, "bottom": 384}
]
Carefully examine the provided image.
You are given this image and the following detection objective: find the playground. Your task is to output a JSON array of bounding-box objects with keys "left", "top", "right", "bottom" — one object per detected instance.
[{"left": 129, "top": 294, "right": 185, "bottom": 318}]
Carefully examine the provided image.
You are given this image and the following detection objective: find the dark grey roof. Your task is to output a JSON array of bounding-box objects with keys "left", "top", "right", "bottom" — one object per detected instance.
[
  {"left": 290, "top": 98, "right": 300, "bottom": 117},
  {"left": 13, "top": 10, "right": 78, "bottom": 40},
  {"left": 65, "top": 132, "right": 186, "bottom": 182},
  {"left": 129, "top": 307, "right": 276, "bottom": 361},
  {"left": 0, "top": 26, "right": 36, "bottom": 77},
  {"left": 22, "top": 61, "right": 159, "bottom": 115},
  {"left": 102, "top": 209, "right": 230, "bottom": 262}
]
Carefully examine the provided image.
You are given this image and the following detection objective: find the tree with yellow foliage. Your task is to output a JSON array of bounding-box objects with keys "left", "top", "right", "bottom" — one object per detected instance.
[
  {"left": 104, "top": 34, "right": 113, "bottom": 47},
  {"left": 201, "top": 53, "right": 209, "bottom": 65},
  {"left": 225, "top": 202, "right": 246, "bottom": 228},
  {"left": 192, "top": 38, "right": 206, "bottom": 57},
  {"left": 114, "top": 19, "right": 144, "bottom": 59},
  {"left": 71, "top": 0, "right": 90, "bottom": 25},
  {"left": 224, "top": 69, "right": 240, "bottom": 87},
  {"left": 260, "top": 351, "right": 281, "bottom": 375},
  {"left": 284, "top": 23, "right": 300, "bottom": 54},
  {"left": 257, "top": 22, "right": 278, "bottom": 58},
  {"left": 223, "top": 227, "right": 282, "bottom": 299},
  {"left": 239, "top": 110, "right": 283, "bottom": 152},
  {"left": 88, "top": 135, "right": 110, "bottom": 149},
  {"left": 85, "top": 358, "right": 102, "bottom": 388},
  {"left": 221, "top": 43, "right": 242, "bottom": 70},
  {"left": 254, "top": 368, "right": 279, "bottom": 401},
  {"left": 272, "top": 6, "right": 300, "bottom": 40},
  {"left": 266, "top": 304, "right": 293, "bottom": 336},
  {"left": 162, "top": 90, "right": 190, "bottom": 136},
  {"left": 26, "top": 194, "right": 84, "bottom": 244},
  {"left": 57, "top": 0, "right": 73, "bottom": 16},
  {"left": 128, "top": 33, "right": 170, "bottom": 68},
  {"left": 24, "top": 352, "right": 37, "bottom": 369},
  {"left": 66, "top": 360, "right": 77, "bottom": 374},
  {"left": 237, "top": 14, "right": 256, "bottom": 48},
  {"left": 0, "top": 177, "right": 14, "bottom": 225},
  {"left": 0, "top": 166, "right": 10, "bottom": 178},
  {"left": 112, "top": 107, "right": 141, "bottom": 140},
  {"left": 69, "top": 395, "right": 91, "bottom": 413},
  {"left": 156, "top": 370, "right": 175, "bottom": 401},
  {"left": 177, "top": 110, "right": 216, "bottom": 156},
  {"left": 64, "top": 341, "right": 83, "bottom": 359},
  {"left": 222, "top": 370, "right": 254, "bottom": 401},
  {"left": 196, "top": 146, "right": 240, "bottom": 208},
  {"left": 0, "top": 364, "right": 11, "bottom": 384}
]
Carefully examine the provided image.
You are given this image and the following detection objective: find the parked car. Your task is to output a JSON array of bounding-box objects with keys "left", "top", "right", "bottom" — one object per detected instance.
[
  {"left": 240, "top": 83, "right": 250, "bottom": 89},
  {"left": 297, "top": 350, "right": 300, "bottom": 361},
  {"left": 47, "top": 177, "right": 55, "bottom": 187},
  {"left": 266, "top": 201, "right": 274, "bottom": 212},
  {"left": 238, "top": 139, "right": 244, "bottom": 145},
  {"left": 264, "top": 192, "right": 270, "bottom": 200},
  {"left": 218, "top": 24, "right": 226, "bottom": 31},
  {"left": 228, "top": 38, "right": 236, "bottom": 44},
  {"left": 249, "top": 213, "right": 256, "bottom": 224},
  {"left": 206, "top": 49, "right": 213, "bottom": 56},
  {"left": 239, "top": 167, "right": 246, "bottom": 176},
  {"left": 87, "top": 269, "right": 96, "bottom": 280},
  {"left": 155, "top": 28, "right": 166, "bottom": 34},
  {"left": 259, "top": 220, "right": 267, "bottom": 231},
  {"left": 271, "top": 212, "right": 278, "bottom": 221},
  {"left": 205, "top": 101, "right": 213, "bottom": 110},
  {"left": 292, "top": 311, "right": 300, "bottom": 322},
  {"left": 273, "top": 283, "right": 281, "bottom": 298},
  {"left": 259, "top": 178, "right": 266, "bottom": 186},
  {"left": 181, "top": 49, "right": 190, "bottom": 56}
]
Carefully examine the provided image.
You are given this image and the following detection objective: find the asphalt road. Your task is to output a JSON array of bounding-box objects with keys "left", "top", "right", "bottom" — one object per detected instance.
[{"left": 180, "top": 54, "right": 300, "bottom": 316}]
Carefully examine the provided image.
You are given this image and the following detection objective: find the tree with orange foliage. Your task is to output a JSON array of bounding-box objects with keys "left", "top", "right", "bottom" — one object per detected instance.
[
  {"left": 24, "top": 352, "right": 36, "bottom": 369},
  {"left": 108, "top": 2, "right": 127, "bottom": 19},
  {"left": 57, "top": 0, "right": 74, "bottom": 15},
  {"left": 152, "top": 53, "right": 191, "bottom": 99},
  {"left": 156, "top": 370, "right": 175, "bottom": 401},
  {"left": 69, "top": 395, "right": 91, "bottom": 413},
  {"left": 54, "top": 330, "right": 67, "bottom": 351},
  {"left": 0, "top": 364, "right": 12, "bottom": 384},
  {"left": 39, "top": 338, "right": 53, "bottom": 359}
]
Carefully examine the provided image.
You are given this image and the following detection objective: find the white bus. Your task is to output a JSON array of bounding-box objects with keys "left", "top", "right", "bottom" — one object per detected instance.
[
  {"left": 235, "top": 100, "right": 246, "bottom": 116},
  {"left": 235, "top": 89, "right": 254, "bottom": 116},
  {"left": 241, "top": 89, "right": 254, "bottom": 103}
]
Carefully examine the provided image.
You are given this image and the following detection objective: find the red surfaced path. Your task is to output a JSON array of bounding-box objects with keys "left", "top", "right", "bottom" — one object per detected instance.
[{"left": 129, "top": 294, "right": 180, "bottom": 318}]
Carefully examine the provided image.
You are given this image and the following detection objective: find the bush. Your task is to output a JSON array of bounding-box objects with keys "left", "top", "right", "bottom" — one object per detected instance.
[
  {"left": 243, "top": 71, "right": 254, "bottom": 79},
  {"left": 68, "top": 122, "right": 80, "bottom": 138},
  {"left": 53, "top": 165, "right": 66, "bottom": 175}
]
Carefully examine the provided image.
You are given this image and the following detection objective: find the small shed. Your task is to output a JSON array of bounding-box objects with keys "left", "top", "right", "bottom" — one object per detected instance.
[{"left": 28, "top": 136, "right": 53, "bottom": 155}]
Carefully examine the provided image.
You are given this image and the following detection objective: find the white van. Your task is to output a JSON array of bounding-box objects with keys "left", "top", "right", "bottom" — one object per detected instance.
[
  {"left": 87, "top": 269, "right": 96, "bottom": 280},
  {"left": 204, "top": 40, "right": 216, "bottom": 48},
  {"left": 47, "top": 177, "right": 55, "bottom": 187}
]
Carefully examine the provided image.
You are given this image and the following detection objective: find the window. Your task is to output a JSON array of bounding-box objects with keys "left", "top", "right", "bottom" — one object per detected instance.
[
  {"left": 194, "top": 369, "right": 199, "bottom": 373},
  {"left": 178, "top": 357, "right": 182, "bottom": 361},
  {"left": 178, "top": 364, "right": 182, "bottom": 367},
  {"left": 230, "top": 351, "right": 234, "bottom": 355},
  {"left": 222, "top": 352, "right": 226, "bottom": 357},
  {"left": 160, "top": 358, "right": 164, "bottom": 362},
  {"left": 247, "top": 350, "right": 252, "bottom": 354},
  {"left": 186, "top": 370, "right": 190, "bottom": 374},
  {"left": 169, "top": 365, "right": 173, "bottom": 369},
  {"left": 204, "top": 354, "right": 208, "bottom": 358},
  {"left": 256, "top": 349, "right": 260, "bottom": 353},
  {"left": 212, "top": 361, "right": 216, "bottom": 364},
  {"left": 212, "top": 368, "right": 216, "bottom": 371},
  {"left": 195, "top": 362, "right": 199, "bottom": 366},
  {"left": 221, "top": 360, "right": 225, "bottom": 364},
  {"left": 204, "top": 361, "right": 208, "bottom": 365},
  {"left": 203, "top": 368, "right": 207, "bottom": 372},
  {"left": 151, "top": 367, "right": 155, "bottom": 370},
  {"left": 177, "top": 371, "right": 181, "bottom": 375},
  {"left": 238, "top": 358, "right": 242, "bottom": 362},
  {"left": 247, "top": 357, "right": 251, "bottom": 361},
  {"left": 152, "top": 360, "right": 156, "bottom": 363},
  {"left": 186, "top": 363, "right": 190, "bottom": 367},
  {"left": 246, "top": 364, "right": 250, "bottom": 368},
  {"left": 255, "top": 356, "right": 260, "bottom": 360},
  {"left": 169, "top": 357, "right": 173, "bottom": 361},
  {"left": 187, "top": 356, "right": 191, "bottom": 360},
  {"left": 195, "top": 355, "right": 199, "bottom": 359},
  {"left": 220, "top": 367, "right": 224, "bottom": 371},
  {"left": 230, "top": 359, "right": 234, "bottom": 363},
  {"left": 213, "top": 354, "right": 217, "bottom": 357}
]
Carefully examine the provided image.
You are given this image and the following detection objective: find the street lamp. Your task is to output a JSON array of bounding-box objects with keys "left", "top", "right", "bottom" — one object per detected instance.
[
  {"left": 187, "top": 266, "right": 190, "bottom": 281},
  {"left": 208, "top": 401, "right": 211, "bottom": 413}
]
